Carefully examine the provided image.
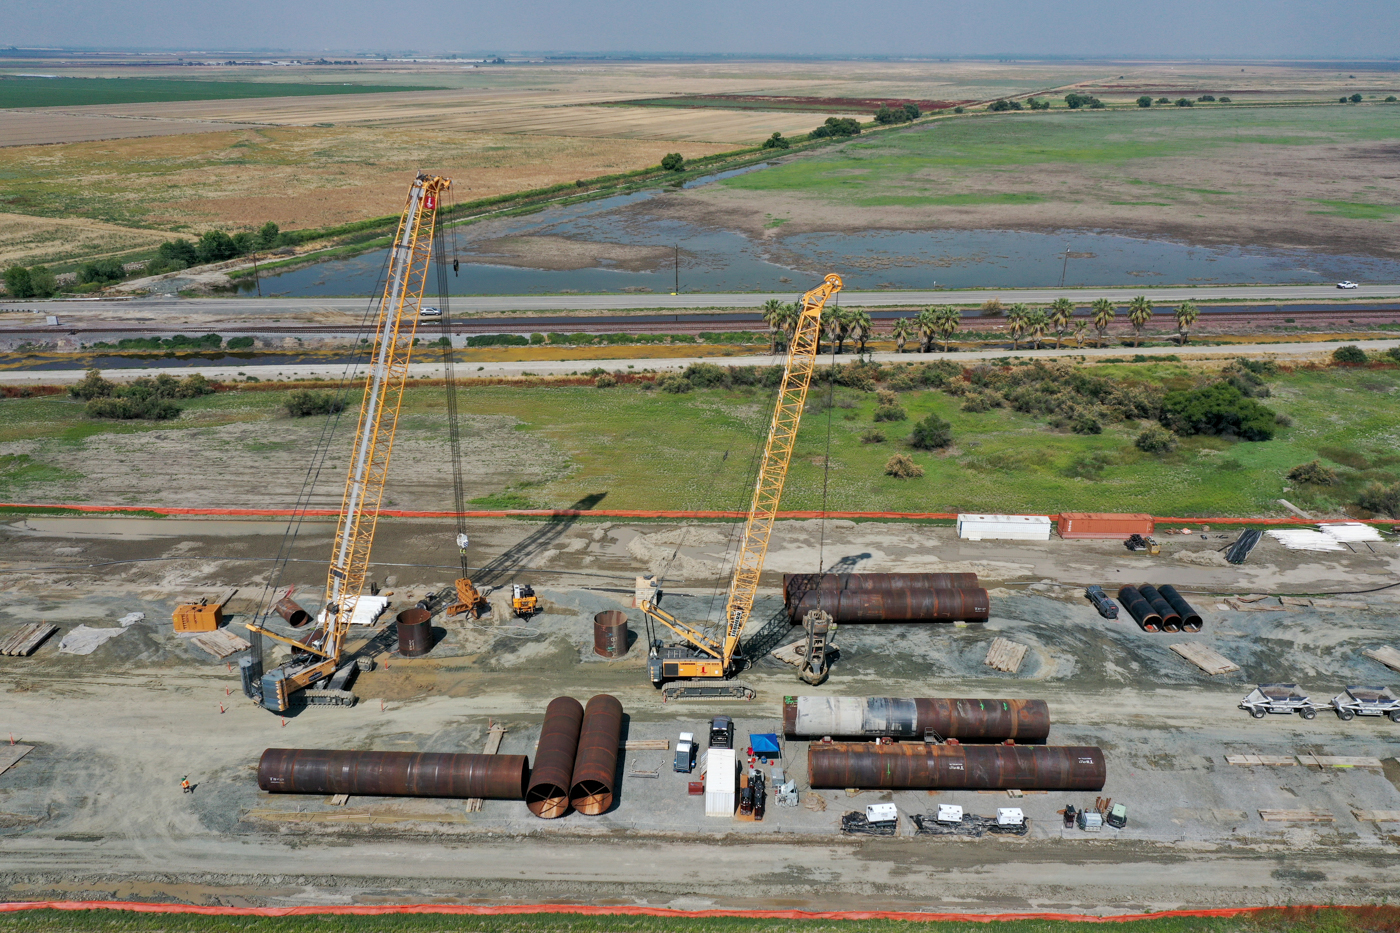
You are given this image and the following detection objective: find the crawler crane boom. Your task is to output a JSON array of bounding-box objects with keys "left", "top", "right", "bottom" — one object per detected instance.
[
  {"left": 641, "top": 273, "right": 843, "bottom": 693},
  {"left": 247, "top": 172, "right": 451, "bottom": 712}
]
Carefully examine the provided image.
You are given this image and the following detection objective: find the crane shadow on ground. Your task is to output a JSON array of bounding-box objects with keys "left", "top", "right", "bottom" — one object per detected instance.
[
  {"left": 742, "top": 552, "right": 869, "bottom": 670},
  {"left": 474, "top": 492, "right": 608, "bottom": 588}
]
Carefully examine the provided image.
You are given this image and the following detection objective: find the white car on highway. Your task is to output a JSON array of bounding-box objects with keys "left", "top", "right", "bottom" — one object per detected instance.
[
  {"left": 1337, "top": 281, "right": 1359, "bottom": 289},
  {"left": 420, "top": 306, "right": 442, "bottom": 316}
]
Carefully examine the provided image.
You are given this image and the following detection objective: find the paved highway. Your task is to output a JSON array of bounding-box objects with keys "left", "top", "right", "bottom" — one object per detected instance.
[{"left": 5, "top": 283, "right": 1400, "bottom": 319}]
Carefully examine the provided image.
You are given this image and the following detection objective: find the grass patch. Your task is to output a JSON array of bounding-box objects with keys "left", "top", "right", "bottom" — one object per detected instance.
[
  {"left": 0, "top": 76, "right": 441, "bottom": 108},
  {"left": 855, "top": 192, "right": 1046, "bottom": 207},
  {"left": 1306, "top": 199, "right": 1400, "bottom": 220}
]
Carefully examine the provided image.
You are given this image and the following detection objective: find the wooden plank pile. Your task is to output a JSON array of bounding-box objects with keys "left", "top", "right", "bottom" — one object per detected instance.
[
  {"left": 1354, "top": 810, "right": 1400, "bottom": 822},
  {"left": 1363, "top": 646, "right": 1400, "bottom": 673},
  {"left": 0, "top": 623, "right": 58, "bottom": 657},
  {"left": 1297, "top": 755, "right": 1384, "bottom": 769},
  {"left": 465, "top": 724, "right": 507, "bottom": 813},
  {"left": 1258, "top": 809, "right": 1334, "bottom": 823},
  {"left": 1226, "top": 755, "right": 1297, "bottom": 767},
  {"left": 189, "top": 629, "right": 250, "bottom": 660},
  {"left": 984, "top": 637, "right": 1028, "bottom": 673},
  {"left": 620, "top": 739, "right": 669, "bottom": 750},
  {"left": 1170, "top": 643, "right": 1241, "bottom": 675}
]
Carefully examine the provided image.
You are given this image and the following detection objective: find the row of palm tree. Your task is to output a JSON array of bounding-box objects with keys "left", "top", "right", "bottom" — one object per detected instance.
[{"left": 761, "top": 297, "right": 1203, "bottom": 354}]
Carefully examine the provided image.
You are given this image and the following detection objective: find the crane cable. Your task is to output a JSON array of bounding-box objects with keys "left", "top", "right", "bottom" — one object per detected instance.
[{"left": 434, "top": 185, "right": 470, "bottom": 578}]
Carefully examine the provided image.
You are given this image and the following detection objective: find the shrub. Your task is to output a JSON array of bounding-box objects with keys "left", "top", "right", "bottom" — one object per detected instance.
[
  {"left": 87, "top": 396, "right": 180, "bottom": 420},
  {"left": 658, "top": 374, "right": 692, "bottom": 394},
  {"left": 594, "top": 374, "right": 616, "bottom": 388},
  {"left": 1156, "top": 97, "right": 1170, "bottom": 104},
  {"left": 3, "top": 265, "right": 33, "bottom": 298},
  {"left": 1175, "top": 98, "right": 1194, "bottom": 107},
  {"left": 1160, "top": 382, "right": 1276, "bottom": 441},
  {"left": 961, "top": 392, "right": 994, "bottom": 413},
  {"left": 1071, "top": 412, "right": 1103, "bottom": 435},
  {"left": 1219, "top": 96, "right": 1231, "bottom": 102},
  {"left": 1358, "top": 481, "right": 1400, "bottom": 518},
  {"left": 77, "top": 258, "right": 126, "bottom": 285},
  {"left": 980, "top": 298, "right": 1005, "bottom": 317},
  {"left": 70, "top": 369, "right": 117, "bottom": 400},
  {"left": 875, "top": 388, "right": 897, "bottom": 407},
  {"left": 226, "top": 336, "right": 255, "bottom": 350},
  {"left": 1064, "top": 92, "right": 1102, "bottom": 109},
  {"left": 660, "top": 152, "right": 685, "bottom": 171},
  {"left": 1350, "top": 93, "right": 1363, "bottom": 104},
  {"left": 285, "top": 389, "right": 346, "bottom": 417},
  {"left": 159, "top": 238, "right": 199, "bottom": 266},
  {"left": 762, "top": 132, "right": 790, "bottom": 150},
  {"left": 810, "top": 117, "right": 861, "bottom": 138},
  {"left": 173, "top": 374, "right": 215, "bottom": 398},
  {"left": 909, "top": 412, "right": 953, "bottom": 449},
  {"left": 1332, "top": 345, "right": 1367, "bottom": 365},
  {"left": 872, "top": 404, "right": 907, "bottom": 422},
  {"left": 1197, "top": 95, "right": 1216, "bottom": 102},
  {"left": 886, "top": 371, "right": 916, "bottom": 391},
  {"left": 860, "top": 428, "right": 886, "bottom": 444},
  {"left": 196, "top": 230, "right": 241, "bottom": 263},
  {"left": 1288, "top": 460, "right": 1338, "bottom": 486},
  {"left": 1387, "top": 347, "right": 1400, "bottom": 364},
  {"left": 1134, "top": 423, "right": 1178, "bottom": 454},
  {"left": 884, "top": 453, "right": 924, "bottom": 478},
  {"left": 683, "top": 362, "right": 730, "bottom": 389},
  {"left": 1137, "top": 95, "right": 1153, "bottom": 108},
  {"left": 1388, "top": 96, "right": 1399, "bottom": 103}
]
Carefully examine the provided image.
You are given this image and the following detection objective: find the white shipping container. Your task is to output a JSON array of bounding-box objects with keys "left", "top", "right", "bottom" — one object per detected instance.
[
  {"left": 704, "top": 748, "right": 736, "bottom": 817},
  {"left": 956, "top": 514, "right": 1052, "bottom": 541}
]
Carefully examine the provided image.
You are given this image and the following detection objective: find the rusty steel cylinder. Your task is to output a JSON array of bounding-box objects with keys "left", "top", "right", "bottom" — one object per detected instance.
[
  {"left": 1138, "top": 585, "right": 1182, "bottom": 632},
  {"left": 592, "top": 610, "right": 629, "bottom": 659},
  {"left": 527, "top": 696, "right": 584, "bottom": 819},
  {"left": 1156, "top": 585, "right": 1203, "bottom": 632},
  {"left": 396, "top": 608, "right": 432, "bottom": 656},
  {"left": 808, "top": 743, "right": 1106, "bottom": 791},
  {"left": 274, "top": 596, "right": 313, "bottom": 629},
  {"left": 1117, "top": 586, "right": 1160, "bottom": 632},
  {"left": 570, "top": 694, "right": 623, "bottom": 815},
  {"left": 784, "top": 574, "right": 988, "bottom": 624},
  {"left": 783, "top": 696, "right": 1050, "bottom": 743},
  {"left": 257, "top": 748, "right": 528, "bottom": 799}
]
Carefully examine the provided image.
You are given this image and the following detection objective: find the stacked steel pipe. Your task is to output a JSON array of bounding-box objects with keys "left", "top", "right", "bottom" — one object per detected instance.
[
  {"left": 784, "top": 573, "right": 989, "bottom": 624},
  {"left": 257, "top": 748, "right": 528, "bottom": 799},
  {"left": 783, "top": 696, "right": 1050, "bottom": 743},
  {"left": 526, "top": 697, "right": 584, "bottom": 818},
  {"left": 808, "top": 743, "right": 1105, "bottom": 791},
  {"left": 1118, "top": 584, "right": 1204, "bottom": 633},
  {"left": 570, "top": 694, "right": 623, "bottom": 815}
]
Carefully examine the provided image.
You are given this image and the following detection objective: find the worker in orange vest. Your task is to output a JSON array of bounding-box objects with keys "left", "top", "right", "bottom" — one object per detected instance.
[{"left": 181, "top": 776, "right": 192, "bottom": 794}]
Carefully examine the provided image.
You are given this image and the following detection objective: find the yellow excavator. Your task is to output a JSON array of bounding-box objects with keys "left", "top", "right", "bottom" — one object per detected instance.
[
  {"left": 639, "top": 273, "right": 842, "bottom": 699},
  {"left": 245, "top": 172, "right": 453, "bottom": 713}
]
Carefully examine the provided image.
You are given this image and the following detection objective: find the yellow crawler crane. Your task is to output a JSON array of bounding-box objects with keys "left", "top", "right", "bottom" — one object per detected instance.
[
  {"left": 246, "top": 172, "right": 451, "bottom": 712},
  {"left": 640, "top": 273, "right": 842, "bottom": 699}
]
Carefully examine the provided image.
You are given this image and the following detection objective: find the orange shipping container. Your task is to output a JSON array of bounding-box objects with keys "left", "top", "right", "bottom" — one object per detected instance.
[{"left": 1057, "top": 512, "right": 1153, "bottom": 539}]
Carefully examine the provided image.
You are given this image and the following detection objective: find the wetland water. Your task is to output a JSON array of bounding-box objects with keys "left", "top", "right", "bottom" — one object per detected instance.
[{"left": 255, "top": 166, "right": 1400, "bottom": 298}]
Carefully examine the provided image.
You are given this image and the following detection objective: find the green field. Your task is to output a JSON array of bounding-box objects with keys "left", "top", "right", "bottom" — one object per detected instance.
[
  {"left": 0, "top": 361, "right": 1397, "bottom": 517},
  {"left": 720, "top": 105, "right": 1400, "bottom": 207},
  {"left": 0, "top": 75, "right": 441, "bottom": 108},
  {"left": 0, "top": 907, "right": 1393, "bottom": 933}
]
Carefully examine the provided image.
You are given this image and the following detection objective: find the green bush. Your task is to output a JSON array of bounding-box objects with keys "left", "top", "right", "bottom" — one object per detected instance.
[
  {"left": 1288, "top": 460, "right": 1338, "bottom": 486},
  {"left": 466, "top": 334, "right": 529, "bottom": 347},
  {"left": 1161, "top": 382, "right": 1276, "bottom": 441},
  {"left": 909, "top": 412, "right": 953, "bottom": 450},
  {"left": 77, "top": 258, "right": 126, "bottom": 285},
  {"left": 660, "top": 152, "right": 685, "bottom": 171},
  {"left": 196, "top": 230, "right": 240, "bottom": 263},
  {"left": 1358, "top": 481, "right": 1400, "bottom": 518},
  {"left": 1137, "top": 95, "right": 1153, "bottom": 108},
  {"left": 1332, "top": 345, "right": 1368, "bottom": 365},
  {"left": 4, "top": 265, "right": 34, "bottom": 298},
  {"left": 87, "top": 396, "right": 181, "bottom": 420},
  {"left": 810, "top": 117, "right": 861, "bottom": 138},
  {"left": 529, "top": 333, "right": 546, "bottom": 345},
  {"left": 683, "top": 362, "right": 731, "bottom": 389},
  {"left": 1134, "top": 423, "right": 1178, "bottom": 454},
  {"left": 226, "top": 336, "right": 255, "bottom": 350},
  {"left": 860, "top": 428, "right": 886, "bottom": 444},
  {"left": 761, "top": 132, "right": 790, "bottom": 150},
  {"left": 658, "top": 374, "right": 692, "bottom": 394},
  {"left": 594, "top": 374, "right": 617, "bottom": 388},
  {"left": 872, "top": 404, "right": 907, "bottom": 422},
  {"left": 69, "top": 369, "right": 117, "bottom": 400},
  {"left": 285, "top": 389, "right": 346, "bottom": 417},
  {"left": 1071, "top": 412, "right": 1103, "bottom": 435}
]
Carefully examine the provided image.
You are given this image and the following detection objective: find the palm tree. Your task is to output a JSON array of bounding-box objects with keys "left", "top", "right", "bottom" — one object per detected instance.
[
  {"left": 848, "top": 308, "right": 873, "bottom": 355},
  {"left": 891, "top": 316, "right": 914, "bottom": 353},
  {"left": 1072, "top": 320, "right": 1088, "bottom": 348},
  {"left": 1025, "top": 308, "right": 1049, "bottom": 350},
  {"left": 1048, "top": 297, "right": 1074, "bottom": 349},
  {"left": 1174, "top": 300, "right": 1199, "bottom": 345},
  {"left": 933, "top": 305, "right": 960, "bottom": 352},
  {"left": 1006, "top": 302, "right": 1030, "bottom": 350},
  {"left": 761, "top": 298, "right": 787, "bottom": 354},
  {"left": 1127, "top": 295, "right": 1153, "bottom": 347},
  {"left": 1091, "top": 298, "right": 1115, "bottom": 348},
  {"left": 915, "top": 306, "right": 939, "bottom": 353},
  {"left": 822, "top": 305, "right": 852, "bottom": 354}
]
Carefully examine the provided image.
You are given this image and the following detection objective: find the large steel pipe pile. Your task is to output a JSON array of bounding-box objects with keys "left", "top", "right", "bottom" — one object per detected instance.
[
  {"left": 257, "top": 748, "right": 528, "bottom": 799},
  {"left": 808, "top": 743, "right": 1105, "bottom": 791},
  {"left": 784, "top": 696, "right": 1050, "bottom": 743},
  {"left": 1138, "top": 585, "right": 1182, "bottom": 632},
  {"left": 1117, "top": 586, "right": 1161, "bottom": 632},
  {"left": 570, "top": 694, "right": 623, "bottom": 815},
  {"left": 526, "top": 696, "right": 584, "bottom": 818},
  {"left": 1157, "top": 585, "right": 1203, "bottom": 632},
  {"left": 784, "top": 573, "right": 988, "bottom": 623}
]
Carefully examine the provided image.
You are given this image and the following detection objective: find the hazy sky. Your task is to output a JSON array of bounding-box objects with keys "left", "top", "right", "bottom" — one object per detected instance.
[{"left": 5, "top": 0, "right": 1397, "bottom": 58}]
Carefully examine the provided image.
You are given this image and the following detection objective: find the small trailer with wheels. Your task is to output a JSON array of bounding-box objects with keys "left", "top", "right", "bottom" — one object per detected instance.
[
  {"left": 1330, "top": 686, "right": 1400, "bottom": 722},
  {"left": 1239, "top": 683, "right": 1319, "bottom": 720}
]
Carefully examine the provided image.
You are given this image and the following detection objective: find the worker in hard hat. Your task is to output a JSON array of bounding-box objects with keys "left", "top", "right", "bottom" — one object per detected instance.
[{"left": 181, "top": 775, "right": 192, "bottom": 794}]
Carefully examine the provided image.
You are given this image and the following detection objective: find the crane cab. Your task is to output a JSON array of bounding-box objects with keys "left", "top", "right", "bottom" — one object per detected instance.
[{"left": 648, "top": 644, "right": 728, "bottom": 684}]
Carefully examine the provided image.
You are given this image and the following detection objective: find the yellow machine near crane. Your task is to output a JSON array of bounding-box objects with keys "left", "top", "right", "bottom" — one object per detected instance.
[
  {"left": 639, "top": 273, "right": 842, "bottom": 700},
  {"left": 244, "top": 172, "right": 465, "bottom": 713}
]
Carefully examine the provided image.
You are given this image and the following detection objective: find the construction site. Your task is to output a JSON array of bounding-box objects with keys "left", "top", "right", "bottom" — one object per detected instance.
[{"left": 1, "top": 169, "right": 1400, "bottom": 919}]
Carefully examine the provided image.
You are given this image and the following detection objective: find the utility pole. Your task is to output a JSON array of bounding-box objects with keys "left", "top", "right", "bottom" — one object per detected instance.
[
  {"left": 251, "top": 250, "right": 263, "bottom": 298},
  {"left": 673, "top": 244, "right": 679, "bottom": 295},
  {"left": 1059, "top": 244, "right": 1070, "bottom": 289}
]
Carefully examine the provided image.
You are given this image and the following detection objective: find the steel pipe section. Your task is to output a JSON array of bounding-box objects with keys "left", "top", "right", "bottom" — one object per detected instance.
[
  {"left": 1157, "top": 585, "right": 1203, "bottom": 632},
  {"left": 570, "top": 694, "right": 623, "bottom": 815},
  {"left": 784, "top": 574, "right": 988, "bottom": 624},
  {"left": 808, "top": 743, "right": 1105, "bottom": 791},
  {"left": 257, "top": 748, "right": 528, "bottom": 799},
  {"left": 274, "top": 596, "right": 313, "bottom": 629},
  {"left": 592, "top": 610, "right": 629, "bottom": 659},
  {"left": 527, "top": 696, "right": 584, "bottom": 819},
  {"left": 783, "top": 696, "right": 1050, "bottom": 743},
  {"left": 396, "top": 608, "right": 432, "bottom": 656},
  {"left": 1138, "top": 585, "right": 1182, "bottom": 632},
  {"left": 1117, "top": 586, "right": 1161, "bottom": 632}
]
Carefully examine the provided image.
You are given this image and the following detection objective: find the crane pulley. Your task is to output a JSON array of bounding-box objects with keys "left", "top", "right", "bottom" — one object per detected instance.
[
  {"left": 640, "top": 273, "right": 843, "bottom": 694},
  {"left": 246, "top": 172, "right": 451, "bottom": 712}
]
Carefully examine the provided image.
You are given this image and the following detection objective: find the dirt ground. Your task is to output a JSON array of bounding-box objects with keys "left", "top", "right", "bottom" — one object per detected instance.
[{"left": 2, "top": 514, "right": 1400, "bottom": 909}]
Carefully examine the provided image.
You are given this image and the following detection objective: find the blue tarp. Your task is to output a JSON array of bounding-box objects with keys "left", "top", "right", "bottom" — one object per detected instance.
[{"left": 749, "top": 733, "right": 781, "bottom": 755}]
